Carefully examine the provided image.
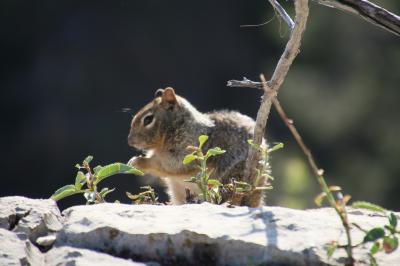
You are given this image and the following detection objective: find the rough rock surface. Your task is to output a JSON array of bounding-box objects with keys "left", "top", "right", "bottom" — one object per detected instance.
[
  {"left": 0, "top": 228, "right": 28, "bottom": 265},
  {"left": 0, "top": 196, "right": 399, "bottom": 265},
  {"left": 44, "top": 246, "right": 150, "bottom": 266},
  {"left": 57, "top": 203, "right": 400, "bottom": 265},
  {"left": 0, "top": 196, "right": 62, "bottom": 243},
  {"left": 25, "top": 243, "right": 150, "bottom": 266}
]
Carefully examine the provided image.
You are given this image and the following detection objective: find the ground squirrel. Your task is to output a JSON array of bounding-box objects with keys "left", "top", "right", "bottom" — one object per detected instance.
[{"left": 127, "top": 87, "right": 265, "bottom": 206}]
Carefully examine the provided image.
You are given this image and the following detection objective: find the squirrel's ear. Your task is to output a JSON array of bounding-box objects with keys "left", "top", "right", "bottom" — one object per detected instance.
[
  {"left": 154, "top": 88, "right": 164, "bottom": 98},
  {"left": 162, "top": 87, "right": 177, "bottom": 104}
]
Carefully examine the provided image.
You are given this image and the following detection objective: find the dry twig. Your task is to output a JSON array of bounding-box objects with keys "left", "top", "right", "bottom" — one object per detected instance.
[
  {"left": 314, "top": 0, "right": 400, "bottom": 36},
  {"left": 240, "top": 0, "right": 309, "bottom": 192},
  {"left": 272, "top": 97, "right": 354, "bottom": 265},
  {"left": 227, "top": 0, "right": 357, "bottom": 263},
  {"left": 228, "top": 78, "right": 355, "bottom": 264},
  {"left": 228, "top": 76, "right": 357, "bottom": 264},
  {"left": 268, "top": 0, "right": 295, "bottom": 30}
]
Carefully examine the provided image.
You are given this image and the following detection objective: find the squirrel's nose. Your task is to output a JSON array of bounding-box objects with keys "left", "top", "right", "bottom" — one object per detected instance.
[{"left": 127, "top": 134, "right": 136, "bottom": 147}]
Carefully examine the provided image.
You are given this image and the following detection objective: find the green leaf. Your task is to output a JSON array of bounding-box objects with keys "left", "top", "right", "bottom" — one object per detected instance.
[
  {"left": 263, "top": 173, "right": 274, "bottom": 180},
  {"left": 389, "top": 213, "right": 398, "bottom": 228},
  {"left": 93, "top": 165, "right": 103, "bottom": 175},
  {"left": 328, "top": 186, "right": 342, "bottom": 192},
  {"left": 83, "top": 155, "right": 93, "bottom": 164},
  {"left": 126, "top": 191, "right": 140, "bottom": 200},
  {"left": 207, "top": 179, "right": 222, "bottom": 187},
  {"left": 326, "top": 241, "right": 337, "bottom": 259},
  {"left": 198, "top": 135, "right": 208, "bottom": 149},
  {"left": 368, "top": 254, "right": 378, "bottom": 266},
  {"left": 234, "top": 181, "right": 251, "bottom": 187},
  {"left": 385, "top": 225, "right": 396, "bottom": 235},
  {"left": 364, "top": 228, "right": 385, "bottom": 243},
  {"left": 183, "top": 154, "right": 197, "bottom": 165},
  {"left": 383, "top": 236, "right": 398, "bottom": 253},
  {"left": 51, "top": 185, "right": 84, "bottom": 201},
  {"left": 314, "top": 192, "right": 327, "bottom": 207},
  {"left": 75, "top": 171, "right": 86, "bottom": 190},
  {"left": 247, "top": 139, "right": 260, "bottom": 150},
  {"left": 99, "top": 187, "right": 115, "bottom": 199},
  {"left": 95, "top": 163, "right": 143, "bottom": 184},
  {"left": 206, "top": 147, "right": 226, "bottom": 157},
  {"left": 184, "top": 176, "right": 197, "bottom": 183},
  {"left": 268, "top": 143, "right": 284, "bottom": 153},
  {"left": 352, "top": 201, "right": 387, "bottom": 213},
  {"left": 370, "top": 241, "right": 380, "bottom": 255},
  {"left": 254, "top": 186, "right": 273, "bottom": 190}
]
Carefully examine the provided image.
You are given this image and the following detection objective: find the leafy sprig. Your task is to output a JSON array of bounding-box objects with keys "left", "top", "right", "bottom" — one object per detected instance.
[
  {"left": 183, "top": 135, "right": 226, "bottom": 203},
  {"left": 51, "top": 156, "right": 143, "bottom": 204}
]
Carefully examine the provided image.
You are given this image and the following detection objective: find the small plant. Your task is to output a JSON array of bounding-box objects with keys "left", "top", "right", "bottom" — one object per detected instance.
[
  {"left": 317, "top": 189, "right": 400, "bottom": 265},
  {"left": 51, "top": 156, "right": 143, "bottom": 204},
  {"left": 247, "top": 140, "right": 282, "bottom": 190},
  {"left": 126, "top": 186, "right": 159, "bottom": 205},
  {"left": 182, "top": 135, "right": 226, "bottom": 204},
  {"left": 315, "top": 185, "right": 354, "bottom": 264},
  {"left": 351, "top": 202, "right": 399, "bottom": 265},
  {"left": 223, "top": 141, "right": 282, "bottom": 205},
  {"left": 182, "top": 135, "right": 282, "bottom": 205}
]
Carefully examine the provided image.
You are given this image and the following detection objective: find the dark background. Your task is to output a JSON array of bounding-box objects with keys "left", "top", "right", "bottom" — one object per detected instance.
[{"left": 1, "top": 0, "right": 399, "bottom": 211}]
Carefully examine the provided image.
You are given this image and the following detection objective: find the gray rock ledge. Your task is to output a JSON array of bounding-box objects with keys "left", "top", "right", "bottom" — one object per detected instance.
[{"left": 0, "top": 196, "right": 399, "bottom": 265}]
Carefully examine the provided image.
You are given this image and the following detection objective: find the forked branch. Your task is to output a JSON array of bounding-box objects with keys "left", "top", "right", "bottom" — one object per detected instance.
[
  {"left": 238, "top": 0, "right": 309, "bottom": 189},
  {"left": 227, "top": 0, "right": 356, "bottom": 263}
]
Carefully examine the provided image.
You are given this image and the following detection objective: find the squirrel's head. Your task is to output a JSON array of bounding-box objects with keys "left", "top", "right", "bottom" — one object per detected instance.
[{"left": 127, "top": 87, "right": 181, "bottom": 151}]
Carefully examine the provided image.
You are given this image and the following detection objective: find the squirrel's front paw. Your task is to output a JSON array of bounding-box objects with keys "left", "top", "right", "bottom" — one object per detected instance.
[
  {"left": 128, "top": 156, "right": 149, "bottom": 171},
  {"left": 128, "top": 156, "right": 140, "bottom": 168}
]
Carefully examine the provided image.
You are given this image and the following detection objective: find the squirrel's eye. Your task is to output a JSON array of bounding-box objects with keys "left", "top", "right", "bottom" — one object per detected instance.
[{"left": 143, "top": 114, "right": 154, "bottom": 126}]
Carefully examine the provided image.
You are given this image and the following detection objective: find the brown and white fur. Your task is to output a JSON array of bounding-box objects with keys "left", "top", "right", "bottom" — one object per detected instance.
[{"left": 127, "top": 87, "right": 264, "bottom": 206}]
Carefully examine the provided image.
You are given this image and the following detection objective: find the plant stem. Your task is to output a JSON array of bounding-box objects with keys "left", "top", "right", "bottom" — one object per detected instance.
[
  {"left": 272, "top": 97, "right": 354, "bottom": 265},
  {"left": 83, "top": 162, "right": 102, "bottom": 203},
  {"left": 201, "top": 157, "right": 208, "bottom": 202},
  {"left": 227, "top": 76, "right": 355, "bottom": 264},
  {"left": 83, "top": 162, "right": 95, "bottom": 191}
]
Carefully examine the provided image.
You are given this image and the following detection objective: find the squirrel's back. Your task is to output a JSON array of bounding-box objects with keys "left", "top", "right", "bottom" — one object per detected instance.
[{"left": 203, "top": 110, "right": 257, "bottom": 184}]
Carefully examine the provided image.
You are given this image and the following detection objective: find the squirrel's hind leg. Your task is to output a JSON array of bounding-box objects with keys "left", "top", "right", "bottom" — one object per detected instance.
[{"left": 163, "top": 178, "right": 200, "bottom": 205}]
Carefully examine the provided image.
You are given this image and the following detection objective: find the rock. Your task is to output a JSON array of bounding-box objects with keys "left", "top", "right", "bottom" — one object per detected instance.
[
  {"left": 58, "top": 203, "right": 400, "bottom": 265},
  {"left": 0, "top": 197, "right": 154, "bottom": 266},
  {"left": 36, "top": 234, "right": 57, "bottom": 247},
  {"left": 26, "top": 244, "right": 150, "bottom": 266},
  {"left": 0, "top": 196, "right": 399, "bottom": 265},
  {"left": 0, "top": 228, "right": 28, "bottom": 266},
  {"left": 0, "top": 229, "right": 152, "bottom": 266},
  {"left": 0, "top": 196, "right": 62, "bottom": 243}
]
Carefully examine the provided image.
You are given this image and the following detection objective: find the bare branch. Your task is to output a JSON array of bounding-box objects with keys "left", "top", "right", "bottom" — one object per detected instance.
[
  {"left": 272, "top": 97, "right": 354, "bottom": 264},
  {"left": 237, "top": 0, "right": 309, "bottom": 206},
  {"left": 268, "top": 0, "right": 295, "bottom": 30},
  {"left": 229, "top": 75, "right": 356, "bottom": 264},
  {"left": 314, "top": 0, "right": 400, "bottom": 36},
  {"left": 227, "top": 77, "right": 267, "bottom": 89}
]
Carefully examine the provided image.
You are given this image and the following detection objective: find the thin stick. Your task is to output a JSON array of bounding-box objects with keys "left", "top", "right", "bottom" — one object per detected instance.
[
  {"left": 243, "top": 0, "right": 309, "bottom": 188},
  {"left": 268, "top": 0, "right": 295, "bottom": 30},
  {"left": 314, "top": 0, "right": 400, "bottom": 36},
  {"left": 228, "top": 76, "right": 355, "bottom": 264},
  {"left": 272, "top": 97, "right": 354, "bottom": 264},
  {"left": 227, "top": 77, "right": 269, "bottom": 89}
]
